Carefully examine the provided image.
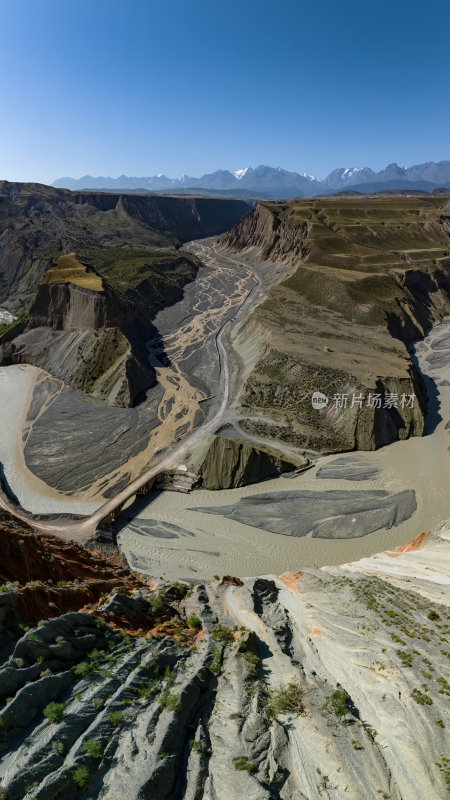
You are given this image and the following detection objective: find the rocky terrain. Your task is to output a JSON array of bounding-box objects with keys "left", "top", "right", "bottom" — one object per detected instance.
[
  {"left": 0, "top": 184, "right": 249, "bottom": 408},
  {"left": 0, "top": 508, "right": 448, "bottom": 800},
  {"left": 0, "top": 181, "right": 250, "bottom": 313},
  {"left": 219, "top": 195, "right": 450, "bottom": 453}
]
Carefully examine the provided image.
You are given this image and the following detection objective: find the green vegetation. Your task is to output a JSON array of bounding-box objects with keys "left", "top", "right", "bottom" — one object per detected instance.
[
  {"left": 326, "top": 689, "right": 351, "bottom": 718},
  {"left": 43, "top": 702, "right": 65, "bottom": 724},
  {"left": 241, "top": 650, "right": 259, "bottom": 677},
  {"left": 0, "top": 311, "right": 28, "bottom": 339},
  {"left": 72, "top": 766, "right": 90, "bottom": 788},
  {"left": 265, "top": 682, "right": 304, "bottom": 721},
  {"left": 107, "top": 710, "right": 124, "bottom": 726},
  {"left": 427, "top": 610, "right": 441, "bottom": 621},
  {"left": 411, "top": 688, "right": 432, "bottom": 705},
  {"left": 189, "top": 740, "right": 206, "bottom": 754},
  {"left": 77, "top": 246, "right": 193, "bottom": 294},
  {"left": 396, "top": 650, "right": 413, "bottom": 667},
  {"left": 82, "top": 739, "right": 104, "bottom": 759},
  {"left": 158, "top": 690, "right": 181, "bottom": 713},
  {"left": 232, "top": 756, "right": 255, "bottom": 772},
  {"left": 211, "top": 624, "right": 236, "bottom": 644},
  {"left": 435, "top": 755, "right": 450, "bottom": 792},
  {"left": 51, "top": 741, "right": 64, "bottom": 756},
  {"left": 435, "top": 717, "right": 445, "bottom": 728},
  {"left": 206, "top": 646, "right": 222, "bottom": 675},
  {"left": 74, "top": 660, "right": 96, "bottom": 678},
  {"left": 41, "top": 253, "right": 104, "bottom": 291},
  {"left": 186, "top": 614, "right": 202, "bottom": 630}
]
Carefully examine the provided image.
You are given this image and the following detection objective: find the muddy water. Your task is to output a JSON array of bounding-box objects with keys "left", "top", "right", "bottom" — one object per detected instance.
[{"left": 118, "top": 319, "right": 450, "bottom": 580}]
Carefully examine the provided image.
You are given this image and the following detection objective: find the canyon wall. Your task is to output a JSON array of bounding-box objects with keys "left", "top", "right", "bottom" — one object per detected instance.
[{"left": 220, "top": 196, "right": 450, "bottom": 452}]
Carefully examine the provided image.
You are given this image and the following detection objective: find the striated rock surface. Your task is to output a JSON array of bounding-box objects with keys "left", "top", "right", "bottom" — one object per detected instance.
[
  {"left": 0, "top": 181, "right": 251, "bottom": 312},
  {"left": 188, "top": 434, "right": 307, "bottom": 490},
  {"left": 219, "top": 196, "right": 450, "bottom": 452},
  {"left": 0, "top": 509, "right": 449, "bottom": 799}
]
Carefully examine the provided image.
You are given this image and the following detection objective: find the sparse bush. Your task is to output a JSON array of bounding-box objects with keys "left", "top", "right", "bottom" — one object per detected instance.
[
  {"left": 411, "top": 688, "right": 432, "bottom": 705},
  {"left": 233, "top": 755, "right": 255, "bottom": 772},
  {"left": 186, "top": 614, "right": 202, "bottom": 630},
  {"left": 92, "top": 697, "right": 104, "bottom": 710},
  {"left": 44, "top": 702, "right": 65, "bottom": 724},
  {"left": 327, "top": 689, "right": 351, "bottom": 718},
  {"left": 72, "top": 766, "right": 89, "bottom": 788},
  {"left": 82, "top": 738, "right": 104, "bottom": 759},
  {"left": 189, "top": 739, "right": 205, "bottom": 754},
  {"left": 396, "top": 650, "right": 413, "bottom": 667},
  {"left": 74, "top": 660, "right": 96, "bottom": 678},
  {"left": 51, "top": 740, "right": 64, "bottom": 755},
  {"left": 241, "top": 651, "right": 259, "bottom": 677},
  {"left": 107, "top": 710, "right": 123, "bottom": 726},
  {"left": 427, "top": 610, "right": 440, "bottom": 621},
  {"left": 266, "top": 682, "right": 304, "bottom": 721},
  {"left": 159, "top": 690, "right": 181, "bottom": 712},
  {"left": 435, "top": 717, "right": 445, "bottom": 728}
]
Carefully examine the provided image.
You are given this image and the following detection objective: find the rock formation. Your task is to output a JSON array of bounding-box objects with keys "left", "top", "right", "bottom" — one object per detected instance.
[
  {"left": 219, "top": 196, "right": 450, "bottom": 452},
  {"left": 0, "top": 510, "right": 448, "bottom": 799},
  {"left": 188, "top": 434, "right": 307, "bottom": 489}
]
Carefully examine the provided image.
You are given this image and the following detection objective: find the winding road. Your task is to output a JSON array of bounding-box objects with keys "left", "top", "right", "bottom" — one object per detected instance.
[{"left": 0, "top": 242, "right": 263, "bottom": 540}]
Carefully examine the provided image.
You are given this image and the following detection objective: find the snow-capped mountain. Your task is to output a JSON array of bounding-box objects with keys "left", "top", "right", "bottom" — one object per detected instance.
[
  {"left": 52, "top": 161, "right": 450, "bottom": 197},
  {"left": 234, "top": 167, "right": 250, "bottom": 180}
]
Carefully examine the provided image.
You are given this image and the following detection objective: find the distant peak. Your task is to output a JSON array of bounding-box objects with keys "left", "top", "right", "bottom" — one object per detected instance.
[{"left": 233, "top": 167, "right": 250, "bottom": 180}]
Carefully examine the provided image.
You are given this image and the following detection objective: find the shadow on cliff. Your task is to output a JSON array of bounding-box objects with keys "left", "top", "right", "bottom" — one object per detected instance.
[
  {"left": 409, "top": 345, "right": 442, "bottom": 435},
  {"left": 0, "top": 462, "right": 20, "bottom": 507}
]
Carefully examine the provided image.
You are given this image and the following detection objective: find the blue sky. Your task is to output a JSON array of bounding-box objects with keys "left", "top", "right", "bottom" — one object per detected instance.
[{"left": 1, "top": 0, "right": 449, "bottom": 183}]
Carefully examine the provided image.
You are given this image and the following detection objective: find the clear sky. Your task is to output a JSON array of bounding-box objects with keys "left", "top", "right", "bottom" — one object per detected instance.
[{"left": 1, "top": 0, "right": 449, "bottom": 183}]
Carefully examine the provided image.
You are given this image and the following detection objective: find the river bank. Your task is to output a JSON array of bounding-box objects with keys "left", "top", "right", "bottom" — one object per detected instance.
[{"left": 117, "top": 319, "right": 450, "bottom": 579}]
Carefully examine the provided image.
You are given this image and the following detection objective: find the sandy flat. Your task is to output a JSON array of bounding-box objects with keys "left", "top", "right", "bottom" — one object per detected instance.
[{"left": 118, "top": 319, "right": 450, "bottom": 580}]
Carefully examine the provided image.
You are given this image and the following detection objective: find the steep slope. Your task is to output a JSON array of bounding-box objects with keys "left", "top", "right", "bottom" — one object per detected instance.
[
  {"left": 219, "top": 195, "right": 450, "bottom": 452},
  {"left": 0, "top": 508, "right": 448, "bottom": 800},
  {"left": 0, "top": 251, "right": 198, "bottom": 407},
  {"left": 0, "top": 181, "right": 251, "bottom": 313}
]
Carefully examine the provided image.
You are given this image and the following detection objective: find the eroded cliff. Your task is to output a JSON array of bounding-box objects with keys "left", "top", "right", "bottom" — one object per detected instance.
[
  {"left": 0, "top": 510, "right": 448, "bottom": 800},
  {"left": 220, "top": 196, "right": 450, "bottom": 452}
]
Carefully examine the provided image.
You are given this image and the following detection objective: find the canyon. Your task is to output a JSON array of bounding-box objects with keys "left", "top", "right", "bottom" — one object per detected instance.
[{"left": 0, "top": 185, "right": 449, "bottom": 799}]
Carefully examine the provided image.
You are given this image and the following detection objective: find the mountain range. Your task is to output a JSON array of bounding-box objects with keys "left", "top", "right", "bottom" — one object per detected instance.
[{"left": 52, "top": 160, "right": 450, "bottom": 198}]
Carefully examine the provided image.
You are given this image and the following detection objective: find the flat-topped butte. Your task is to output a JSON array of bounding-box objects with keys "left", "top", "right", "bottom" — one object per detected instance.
[{"left": 40, "top": 253, "right": 104, "bottom": 292}]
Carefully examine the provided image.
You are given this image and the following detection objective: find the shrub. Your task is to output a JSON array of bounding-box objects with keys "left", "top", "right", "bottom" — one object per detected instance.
[
  {"left": 44, "top": 702, "right": 65, "bottom": 724},
  {"left": 51, "top": 740, "right": 64, "bottom": 755},
  {"left": 242, "top": 651, "right": 259, "bottom": 677},
  {"left": 427, "top": 610, "right": 440, "bottom": 621},
  {"left": 92, "top": 697, "right": 104, "bottom": 710},
  {"left": 72, "top": 766, "right": 89, "bottom": 788},
  {"left": 327, "top": 689, "right": 351, "bottom": 717},
  {"left": 211, "top": 624, "right": 235, "bottom": 644},
  {"left": 107, "top": 710, "right": 123, "bottom": 726},
  {"left": 74, "top": 660, "right": 96, "bottom": 678},
  {"left": 82, "top": 738, "right": 104, "bottom": 759},
  {"left": 266, "top": 682, "right": 304, "bottom": 721},
  {"left": 159, "top": 690, "right": 181, "bottom": 712},
  {"left": 150, "top": 595, "right": 165, "bottom": 612},
  {"left": 397, "top": 650, "right": 413, "bottom": 667},
  {"left": 186, "top": 614, "right": 202, "bottom": 630},
  {"left": 411, "top": 688, "right": 432, "bottom": 705},
  {"left": 233, "top": 756, "right": 255, "bottom": 772},
  {"left": 189, "top": 739, "right": 205, "bottom": 754}
]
